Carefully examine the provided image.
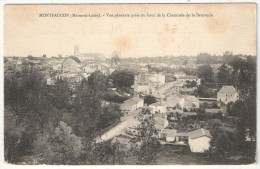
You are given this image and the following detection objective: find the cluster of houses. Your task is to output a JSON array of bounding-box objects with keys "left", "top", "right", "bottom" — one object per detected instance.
[
  {"left": 5, "top": 48, "right": 240, "bottom": 154},
  {"left": 117, "top": 73, "right": 239, "bottom": 153},
  {"left": 113, "top": 105, "right": 212, "bottom": 153}
]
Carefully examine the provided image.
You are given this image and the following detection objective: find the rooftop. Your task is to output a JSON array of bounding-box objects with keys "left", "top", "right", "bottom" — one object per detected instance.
[
  {"left": 178, "top": 75, "right": 199, "bottom": 80},
  {"left": 218, "top": 85, "right": 238, "bottom": 94},
  {"left": 162, "top": 129, "right": 177, "bottom": 137},
  {"left": 188, "top": 128, "right": 211, "bottom": 139},
  {"left": 111, "top": 137, "right": 130, "bottom": 145},
  {"left": 149, "top": 102, "right": 166, "bottom": 107}
]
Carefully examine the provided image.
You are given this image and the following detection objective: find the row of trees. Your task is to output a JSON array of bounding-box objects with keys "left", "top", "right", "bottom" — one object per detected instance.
[
  {"left": 208, "top": 54, "right": 256, "bottom": 163},
  {"left": 4, "top": 66, "right": 159, "bottom": 164}
]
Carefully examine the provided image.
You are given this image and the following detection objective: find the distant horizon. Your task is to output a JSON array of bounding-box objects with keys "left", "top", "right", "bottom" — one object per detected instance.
[{"left": 4, "top": 50, "right": 256, "bottom": 59}]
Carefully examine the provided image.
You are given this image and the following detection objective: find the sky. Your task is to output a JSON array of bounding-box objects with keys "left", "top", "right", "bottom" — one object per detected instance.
[{"left": 4, "top": 4, "right": 256, "bottom": 58}]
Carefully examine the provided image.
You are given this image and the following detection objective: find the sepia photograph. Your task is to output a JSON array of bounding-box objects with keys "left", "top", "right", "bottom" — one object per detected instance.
[{"left": 2, "top": 2, "right": 257, "bottom": 166}]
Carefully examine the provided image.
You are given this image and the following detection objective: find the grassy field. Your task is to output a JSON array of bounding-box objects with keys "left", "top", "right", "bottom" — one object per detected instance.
[
  {"left": 155, "top": 145, "right": 254, "bottom": 165},
  {"left": 156, "top": 146, "right": 211, "bottom": 165}
]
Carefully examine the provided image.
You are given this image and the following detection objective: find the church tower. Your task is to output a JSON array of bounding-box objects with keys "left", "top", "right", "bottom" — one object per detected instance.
[{"left": 74, "top": 45, "right": 79, "bottom": 57}]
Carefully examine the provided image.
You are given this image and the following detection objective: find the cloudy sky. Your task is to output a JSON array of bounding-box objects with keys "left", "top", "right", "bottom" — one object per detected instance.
[{"left": 4, "top": 4, "right": 256, "bottom": 57}]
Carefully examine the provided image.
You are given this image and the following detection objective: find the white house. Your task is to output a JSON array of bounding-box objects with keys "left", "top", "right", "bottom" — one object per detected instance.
[
  {"left": 149, "top": 102, "right": 167, "bottom": 114},
  {"left": 62, "top": 57, "right": 80, "bottom": 73},
  {"left": 149, "top": 73, "right": 166, "bottom": 85},
  {"left": 159, "top": 129, "right": 177, "bottom": 142},
  {"left": 120, "top": 97, "right": 144, "bottom": 112},
  {"left": 188, "top": 128, "right": 212, "bottom": 153},
  {"left": 183, "top": 95, "right": 200, "bottom": 111},
  {"left": 166, "top": 93, "right": 185, "bottom": 109},
  {"left": 134, "top": 74, "right": 151, "bottom": 94},
  {"left": 217, "top": 85, "right": 239, "bottom": 105}
]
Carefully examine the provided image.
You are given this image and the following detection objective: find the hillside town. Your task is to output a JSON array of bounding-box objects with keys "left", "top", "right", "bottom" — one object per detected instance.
[{"left": 4, "top": 46, "right": 256, "bottom": 165}]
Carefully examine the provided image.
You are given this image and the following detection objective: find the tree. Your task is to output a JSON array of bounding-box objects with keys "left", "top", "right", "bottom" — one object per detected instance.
[
  {"left": 195, "top": 84, "right": 215, "bottom": 98},
  {"left": 196, "top": 53, "right": 221, "bottom": 64},
  {"left": 73, "top": 70, "right": 107, "bottom": 138},
  {"left": 209, "top": 126, "right": 235, "bottom": 160},
  {"left": 99, "top": 104, "right": 122, "bottom": 129},
  {"left": 50, "top": 78, "right": 70, "bottom": 110},
  {"left": 110, "top": 69, "right": 135, "bottom": 88},
  {"left": 197, "top": 64, "right": 214, "bottom": 82},
  {"left": 86, "top": 141, "right": 127, "bottom": 165},
  {"left": 111, "top": 51, "right": 121, "bottom": 65},
  {"left": 33, "top": 121, "right": 83, "bottom": 164},
  {"left": 144, "top": 95, "right": 157, "bottom": 105},
  {"left": 184, "top": 80, "right": 197, "bottom": 88},
  {"left": 134, "top": 114, "right": 160, "bottom": 165},
  {"left": 217, "top": 64, "right": 233, "bottom": 84}
]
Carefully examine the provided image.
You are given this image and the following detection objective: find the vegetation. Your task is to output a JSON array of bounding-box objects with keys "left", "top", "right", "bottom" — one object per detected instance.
[
  {"left": 143, "top": 95, "right": 157, "bottom": 105},
  {"left": 110, "top": 69, "right": 135, "bottom": 88},
  {"left": 197, "top": 64, "right": 214, "bottom": 83},
  {"left": 4, "top": 52, "right": 256, "bottom": 164}
]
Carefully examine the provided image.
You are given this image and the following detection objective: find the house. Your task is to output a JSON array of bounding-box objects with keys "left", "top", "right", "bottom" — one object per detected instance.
[
  {"left": 149, "top": 73, "right": 166, "bottom": 85},
  {"left": 217, "top": 85, "right": 239, "bottom": 105},
  {"left": 176, "top": 132, "right": 189, "bottom": 143},
  {"left": 174, "top": 71, "right": 186, "bottom": 78},
  {"left": 180, "top": 87, "right": 197, "bottom": 95},
  {"left": 188, "top": 128, "right": 212, "bottom": 153},
  {"left": 205, "top": 108, "right": 223, "bottom": 114},
  {"left": 166, "top": 93, "right": 185, "bottom": 109},
  {"left": 81, "top": 64, "right": 96, "bottom": 73},
  {"left": 134, "top": 74, "right": 151, "bottom": 94},
  {"left": 159, "top": 129, "right": 177, "bottom": 142},
  {"left": 183, "top": 95, "right": 200, "bottom": 111},
  {"left": 154, "top": 116, "right": 168, "bottom": 132},
  {"left": 149, "top": 102, "right": 167, "bottom": 114},
  {"left": 126, "top": 116, "right": 141, "bottom": 136},
  {"left": 111, "top": 137, "right": 131, "bottom": 151},
  {"left": 52, "top": 63, "right": 62, "bottom": 71},
  {"left": 120, "top": 97, "right": 144, "bottom": 112},
  {"left": 62, "top": 58, "right": 80, "bottom": 73},
  {"left": 177, "top": 76, "right": 201, "bottom": 85},
  {"left": 168, "top": 81, "right": 184, "bottom": 93}
]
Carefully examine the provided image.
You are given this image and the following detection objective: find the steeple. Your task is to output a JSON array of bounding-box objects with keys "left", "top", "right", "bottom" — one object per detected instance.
[{"left": 74, "top": 45, "right": 79, "bottom": 56}]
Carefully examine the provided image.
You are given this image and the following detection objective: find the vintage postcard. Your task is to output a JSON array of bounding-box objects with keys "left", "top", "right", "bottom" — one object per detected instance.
[{"left": 2, "top": 2, "right": 257, "bottom": 166}]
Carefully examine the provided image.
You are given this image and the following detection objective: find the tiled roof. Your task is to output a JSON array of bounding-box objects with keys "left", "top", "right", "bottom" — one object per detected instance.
[
  {"left": 176, "top": 132, "right": 189, "bottom": 137},
  {"left": 111, "top": 137, "right": 130, "bottom": 145},
  {"left": 122, "top": 97, "right": 143, "bottom": 107},
  {"left": 149, "top": 102, "right": 166, "bottom": 107},
  {"left": 162, "top": 129, "right": 177, "bottom": 137},
  {"left": 183, "top": 96, "right": 199, "bottom": 108},
  {"left": 218, "top": 85, "right": 237, "bottom": 94},
  {"left": 131, "top": 97, "right": 143, "bottom": 103},
  {"left": 178, "top": 76, "right": 198, "bottom": 80},
  {"left": 188, "top": 128, "right": 211, "bottom": 139},
  {"left": 205, "top": 109, "right": 222, "bottom": 113},
  {"left": 154, "top": 116, "right": 167, "bottom": 125}
]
